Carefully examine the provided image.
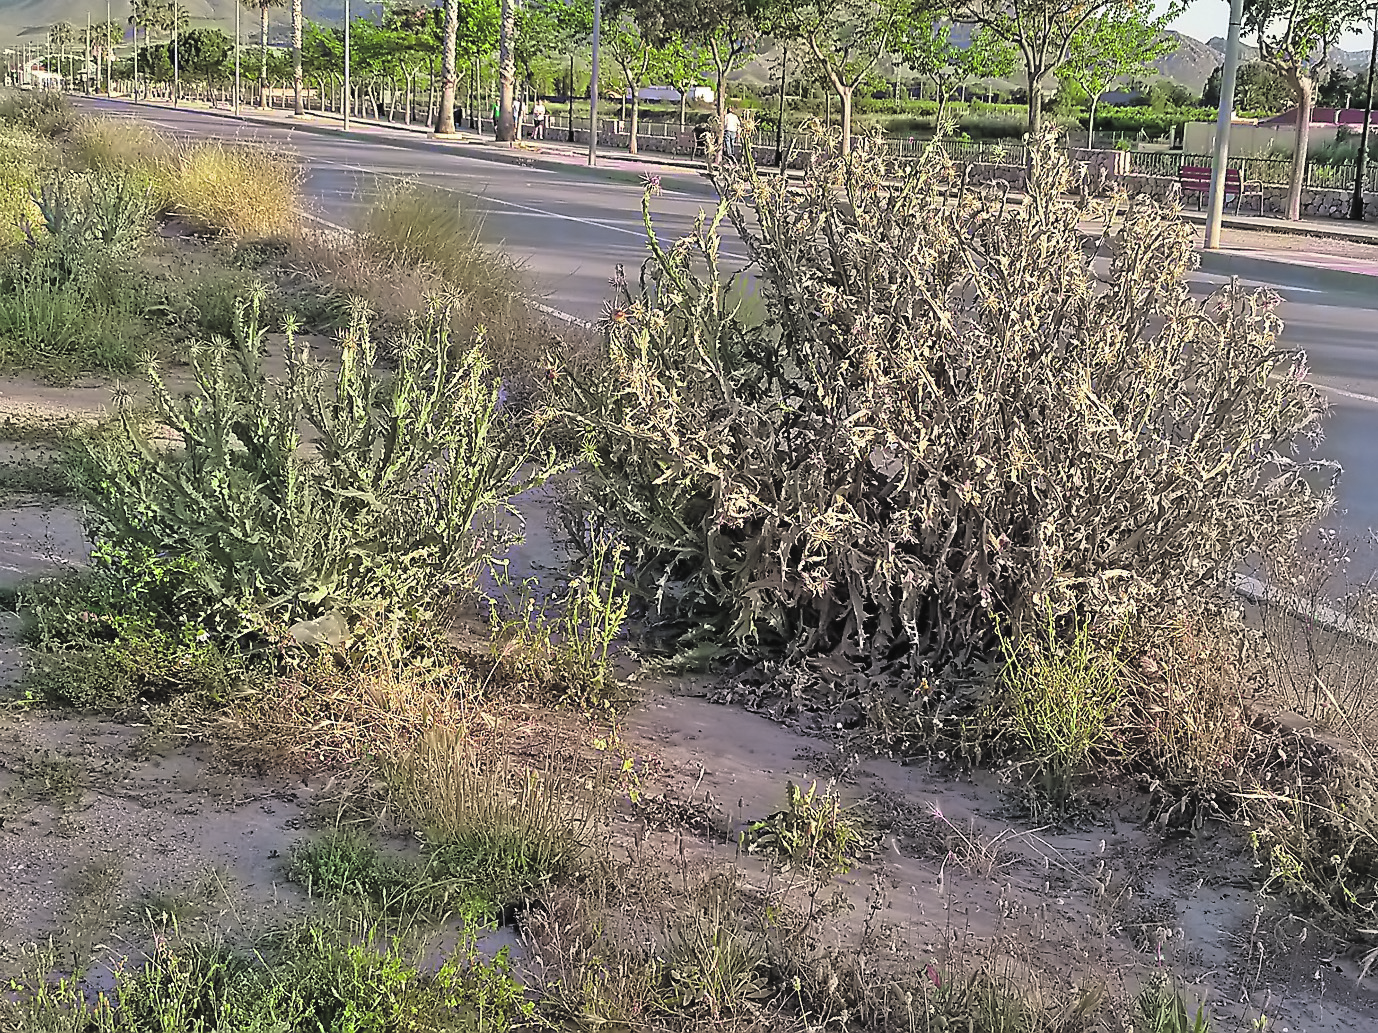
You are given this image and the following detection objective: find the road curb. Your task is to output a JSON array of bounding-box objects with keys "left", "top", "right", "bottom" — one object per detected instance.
[
  {"left": 1196, "top": 248, "right": 1378, "bottom": 295},
  {"left": 98, "top": 99, "right": 722, "bottom": 200}
]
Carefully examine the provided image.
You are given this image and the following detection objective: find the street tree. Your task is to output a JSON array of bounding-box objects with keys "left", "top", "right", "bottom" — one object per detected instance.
[
  {"left": 894, "top": 16, "right": 1014, "bottom": 132},
  {"left": 243, "top": 0, "right": 287, "bottom": 107},
  {"left": 1055, "top": 0, "right": 1181, "bottom": 143},
  {"left": 634, "top": 0, "right": 769, "bottom": 153},
  {"left": 1244, "top": 0, "right": 1366, "bottom": 220},
  {"left": 435, "top": 0, "right": 500, "bottom": 132},
  {"left": 954, "top": 0, "right": 1136, "bottom": 139},
  {"left": 781, "top": 0, "right": 909, "bottom": 154},
  {"left": 656, "top": 34, "right": 712, "bottom": 127},
  {"left": 1202, "top": 61, "right": 1290, "bottom": 113},
  {"left": 291, "top": 0, "right": 304, "bottom": 115},
  {"left": 48, "top": 21, "right": 75, "bottom": 82},
  {"left": 92, "top": 20, "right": 122, "bottom": 92},
  {"left": 607, "top": 14, "right": 660, "bottom": 152}
]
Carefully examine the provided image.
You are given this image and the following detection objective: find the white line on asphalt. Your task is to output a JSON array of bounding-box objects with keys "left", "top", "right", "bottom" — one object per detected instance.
[
  {"left": 1313, "top": 382, "right": 1378, "bottom": 406},
  {"left": 295, "top": 209, "right": 593, "bottom": 327}
]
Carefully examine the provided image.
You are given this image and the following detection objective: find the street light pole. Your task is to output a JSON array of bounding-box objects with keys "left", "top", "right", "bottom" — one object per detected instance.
[
  {"left": 568, "top": 52, "right": 574, "bottom": 142},
  {"left": 774, "top": 44, "right": 787, "bottom": 168},
  {"left": 235, "top": 0, "right": 242, "bottom": 114},
  {"left": 1205, "top": 0, "right": 1245, "bottom": 251},
  {"left": 1351, "top": 6, "right": 1378, "bottom": 221},
  {"left": 588, "top": 0, "right": 600, "bottom": 166},
  {"left": 343, "top": 0, "right": 351, "bottom": 130},
  {"left": 172, "top": 2, "right": 179, "bottom": 107}
]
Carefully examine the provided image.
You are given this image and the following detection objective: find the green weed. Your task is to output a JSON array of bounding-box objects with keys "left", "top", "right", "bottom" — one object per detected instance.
[
  {"left": 0, "top": 919, "right": 533, "bottom": 1032},
  {"left": 745, "top": 780, "right": 866, "bottom": 873},
  {"left": 390, "top": 727, "right": 603, "bottom": 914},
  {"left": 998, "top": 615, "right": 1125, "bottom": 811},
  {"left": 1135, "top": 975, "right": 1212, "bottom": 1033}
]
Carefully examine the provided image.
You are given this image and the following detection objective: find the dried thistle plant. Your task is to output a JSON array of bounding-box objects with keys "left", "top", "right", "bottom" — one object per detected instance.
[{"left": 550, "top": 126, "right": 1334, "bottom": 677}]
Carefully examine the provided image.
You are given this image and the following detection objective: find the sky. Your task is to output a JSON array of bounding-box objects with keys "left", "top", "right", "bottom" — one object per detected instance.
[{"left": 1165, "top": 0, "right": 1371, "bottom": 50}]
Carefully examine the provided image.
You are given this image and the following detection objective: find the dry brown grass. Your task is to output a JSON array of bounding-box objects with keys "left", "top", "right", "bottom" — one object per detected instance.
[{"left": 72, "top": 116, "right": 299, "bottom": 239}]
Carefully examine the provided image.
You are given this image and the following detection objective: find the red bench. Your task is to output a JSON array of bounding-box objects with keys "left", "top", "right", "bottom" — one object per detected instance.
[{"left": 1178, "top": 165, "right": 1264, "bottom": 215}]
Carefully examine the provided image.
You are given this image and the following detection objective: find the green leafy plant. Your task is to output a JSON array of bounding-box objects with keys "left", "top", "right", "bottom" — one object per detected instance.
[
  {"left": 998, "top": 615, "right": 1124, "bottom": 809},
  {"left": 658, "top": 900, "right": 770, "bottom": 1020},
  {"left": 1136, "top": 976, "right": 1213, "bottom": 1033},
  {"left": 547, "top": 127, "right": 1333, "bottom": 676},
  {"left": 745, "top": 780, "right": 866, "bottom": 873},
  {"left": 69, "top": 290, "right": 557, "bottom": 636},
  {"left": 1, "top": 919, "right": 533, "bottom": 1032},
  {"left": 19, "top": 542, "right": 239, "bottom": 708}
]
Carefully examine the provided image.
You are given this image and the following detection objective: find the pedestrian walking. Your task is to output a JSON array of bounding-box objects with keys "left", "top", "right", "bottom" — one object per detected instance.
[
  {"left": 723, "top": 107, "right": 741, "bottom": 162},
  {"left": 532, "top": 99, "right": 547, "bottom": 141}
]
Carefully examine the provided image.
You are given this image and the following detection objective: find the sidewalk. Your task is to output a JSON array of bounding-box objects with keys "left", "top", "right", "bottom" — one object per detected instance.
[{"left": 96, "top": 97, "right": 1378, "bottom": 295}]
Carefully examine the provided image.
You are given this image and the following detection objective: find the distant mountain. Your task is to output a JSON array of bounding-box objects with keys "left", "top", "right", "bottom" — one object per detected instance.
[
  {"left": 0, "top": 1, "right": 368, "bottom": 40},
  {"left": 1204, "top": 34, "right": 1371, "bottom": 73},
  {"left": 1154, "top": 31, "right": 1221, "bottom": 92}
]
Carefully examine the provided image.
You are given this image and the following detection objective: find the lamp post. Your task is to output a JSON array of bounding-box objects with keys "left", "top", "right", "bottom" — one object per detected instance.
[
  {"left": 343, "top": 0, "right": 351, "bottom": 130},
  {"left": 172, "top": 1, "right": 179, "bottom": 107},
  {"left": 773, "top": 44, "right": 787, "bottom": 168},
  {"left": 588, "top": 0, "right": 600, "bottom": 166},
  {"left": 568, "top": 52, "right": 574, "bottom": 142},
  {"left": 1351, "top": 6, "right": 1378, "bottom": 221},
  {"left": 1204, "top": 0, "right": 1245, "bottom": 250},
  {"left": 234, "top": 0, "right": 242, "bottom": 113}
]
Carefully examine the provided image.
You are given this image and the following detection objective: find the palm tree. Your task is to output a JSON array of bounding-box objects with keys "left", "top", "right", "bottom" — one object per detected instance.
[
  {"left": 48, "top": 21, "right": 74, "bottom": 84},
  {"left": 496, "top": 0, "right": 516, "bottom": 142},
  {"left": 291, "top": 0, "right": 303, "bottom": 116},
  {"left": 436, "top": 0, "right": 459, "bottom": 135},
  {"left": 243, "top": 0, "right": 286, "bottom": 108},
  {"left": 128, "top": 0, "right": 161, "bottom": 100}
]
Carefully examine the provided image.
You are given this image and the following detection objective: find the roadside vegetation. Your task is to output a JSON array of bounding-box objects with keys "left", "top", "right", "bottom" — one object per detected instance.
[{"left": 1, "top": 88, "right": 1376, "bottom": 1030}]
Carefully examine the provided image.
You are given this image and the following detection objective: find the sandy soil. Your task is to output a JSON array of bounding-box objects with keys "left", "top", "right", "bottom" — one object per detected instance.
[{"left": 2, "top": 367, "right": 1376, "bottom": 1030}]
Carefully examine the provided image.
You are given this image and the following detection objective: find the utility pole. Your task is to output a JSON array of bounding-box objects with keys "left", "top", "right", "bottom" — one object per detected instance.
[
  {"left": 86, "top": 14, "right": 92, "bottom": 95},
  {"left": 106, "top": 0, "right": 111, "bottom": 94},
  {"left": 344, "top": 0, "right": 351, "bottom": 129},
  {"left": 172, "top": 1, "right": 179, "bottom": 107},
  {"left": 774, "top": 44, "right": 787, "bottom": 168},
  {"left": 235, "top": 0, "right": 242, "bottom": 114},
  {"left": 588, "top": 0, "right": 600, "bottom": 166},
  {"left": 1204, "top": 0, "right": 1245, "bottom": 251},
  {"left": 1351, "top": 6, "right": 1378, "bottom": 221}
]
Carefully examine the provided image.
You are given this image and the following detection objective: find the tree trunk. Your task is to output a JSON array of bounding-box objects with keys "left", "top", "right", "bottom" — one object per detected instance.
[
  {"left": 260, "top": 5, "right": 270, "bottom": 107},
  {"left": 840, "top": 85, "right": 853, "bottom": 155},
  {"left": 1026, "top": 67, "right": 1043, "bottom": 139},
  {"left": 1286, "top": 75, "right": 1313, "bottom": 221},
  {"left": 630, "top": 91, "right": 639, "bottom": 154},
  {"left": 679, "top": 88, "right": 686, "bottom": 128},
  {"left": 291, "top": 0, "right": 304, "bottom": 116},
  {"left": 496, "top": 0, "right": 516, "bottom": 141},
  {"left": 935, "top": 94, "right": 948, "bottom": 137},
  {"left": 436, "top": 0, "right": 459, "bottom": 134},
  {"left": 1088, "top": 96, "right": 1099, "bottom": 146}
]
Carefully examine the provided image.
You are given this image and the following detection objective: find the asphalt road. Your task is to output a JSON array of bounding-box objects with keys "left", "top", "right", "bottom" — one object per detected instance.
[{"left": 82, "top": 100, "right": 1378, "bottom": 569}]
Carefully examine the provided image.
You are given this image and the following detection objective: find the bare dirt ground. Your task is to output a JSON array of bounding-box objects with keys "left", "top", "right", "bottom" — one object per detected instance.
[{"left": 2, "top": 369, "right": 1376, "bottom": 1031}]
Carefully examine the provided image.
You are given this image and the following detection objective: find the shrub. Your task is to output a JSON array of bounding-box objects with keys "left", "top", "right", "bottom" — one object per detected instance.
[
  {"left": 162, "top": 139, "right": 300, "bottom": 238},
  {"left": 0, "top": 167, "right": 158, "bottom": 378},
  {"left": 547, "top": 129, "right": 1334, "bottom": 672},
  {"left": 0, "top": 89, "right": 78, "bottom": 138},
  {"left": 68, "top": 291, "right": 557, "bottom": 635},
  {"left": 0, "top": 125, "right": 43, "bottom": 243}
]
